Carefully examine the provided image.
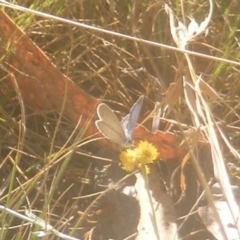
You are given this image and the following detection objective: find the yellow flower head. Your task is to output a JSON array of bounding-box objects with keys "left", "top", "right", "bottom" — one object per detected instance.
[
  {"left": 119, "top": 148, "right": 138, "bottom": 172},
  {"left": 119, "top": 141, "right": 159, "bottom": 172}
]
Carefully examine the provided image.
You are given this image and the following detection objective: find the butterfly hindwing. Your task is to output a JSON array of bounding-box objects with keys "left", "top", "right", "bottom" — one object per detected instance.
[{"left": 95, "top": 120, "right": 127, "bottom": 145}]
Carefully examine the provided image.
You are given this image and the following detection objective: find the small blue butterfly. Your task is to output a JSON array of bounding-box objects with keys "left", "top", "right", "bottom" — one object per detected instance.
[{"left": 95, "top": 95, "right": 144, "bottom": 147}]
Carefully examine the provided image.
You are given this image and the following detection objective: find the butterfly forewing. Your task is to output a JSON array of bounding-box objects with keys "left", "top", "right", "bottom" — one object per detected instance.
[{"left": 122, "top": 95, "right": 144, "bottom": 138}]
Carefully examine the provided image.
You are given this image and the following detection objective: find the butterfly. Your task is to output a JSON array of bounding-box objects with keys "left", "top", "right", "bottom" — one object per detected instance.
[{"left": 95, "top": 95, "right": 144, "bottom": 147}]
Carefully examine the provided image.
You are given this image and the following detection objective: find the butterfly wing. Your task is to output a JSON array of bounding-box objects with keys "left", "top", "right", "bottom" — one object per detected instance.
[
  {"left": 122, "top": 95, "right": 144, "bottom": 138},
  {"left": 95, "top": 103, "right": 127, "bottom": 145}
]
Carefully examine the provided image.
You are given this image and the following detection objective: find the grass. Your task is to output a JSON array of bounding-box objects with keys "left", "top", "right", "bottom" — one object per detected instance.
[{"left": 0, "top": 0, "right": 240, "bottom": 239}]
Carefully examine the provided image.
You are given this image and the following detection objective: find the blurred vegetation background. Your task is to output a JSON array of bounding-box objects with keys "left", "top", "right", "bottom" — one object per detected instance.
[{"left": 0, "top": 0, "right": 240, "bottom": 239}]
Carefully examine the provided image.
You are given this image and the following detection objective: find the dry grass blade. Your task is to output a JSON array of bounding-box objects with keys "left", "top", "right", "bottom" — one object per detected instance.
[
  {"left": 149, "top": 79, "right": 183, "bottom": 133},
  {"left": 135, "top": 166, "right": 177, "bottom": 240},
  {"left": 195, "top": 78, "right": 240, "bottom": 228}
]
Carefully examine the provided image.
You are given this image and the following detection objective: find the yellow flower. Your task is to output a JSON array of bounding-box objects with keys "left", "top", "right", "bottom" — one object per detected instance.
[
  {"left": 119, "top": 141, "right": 159, "bottom": 172},
  {"left": 120, "top": 148, "right": 138, "bottom": 172},
  {"left": 137, "top": 141, "right": 159, "bottom": 164}
]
